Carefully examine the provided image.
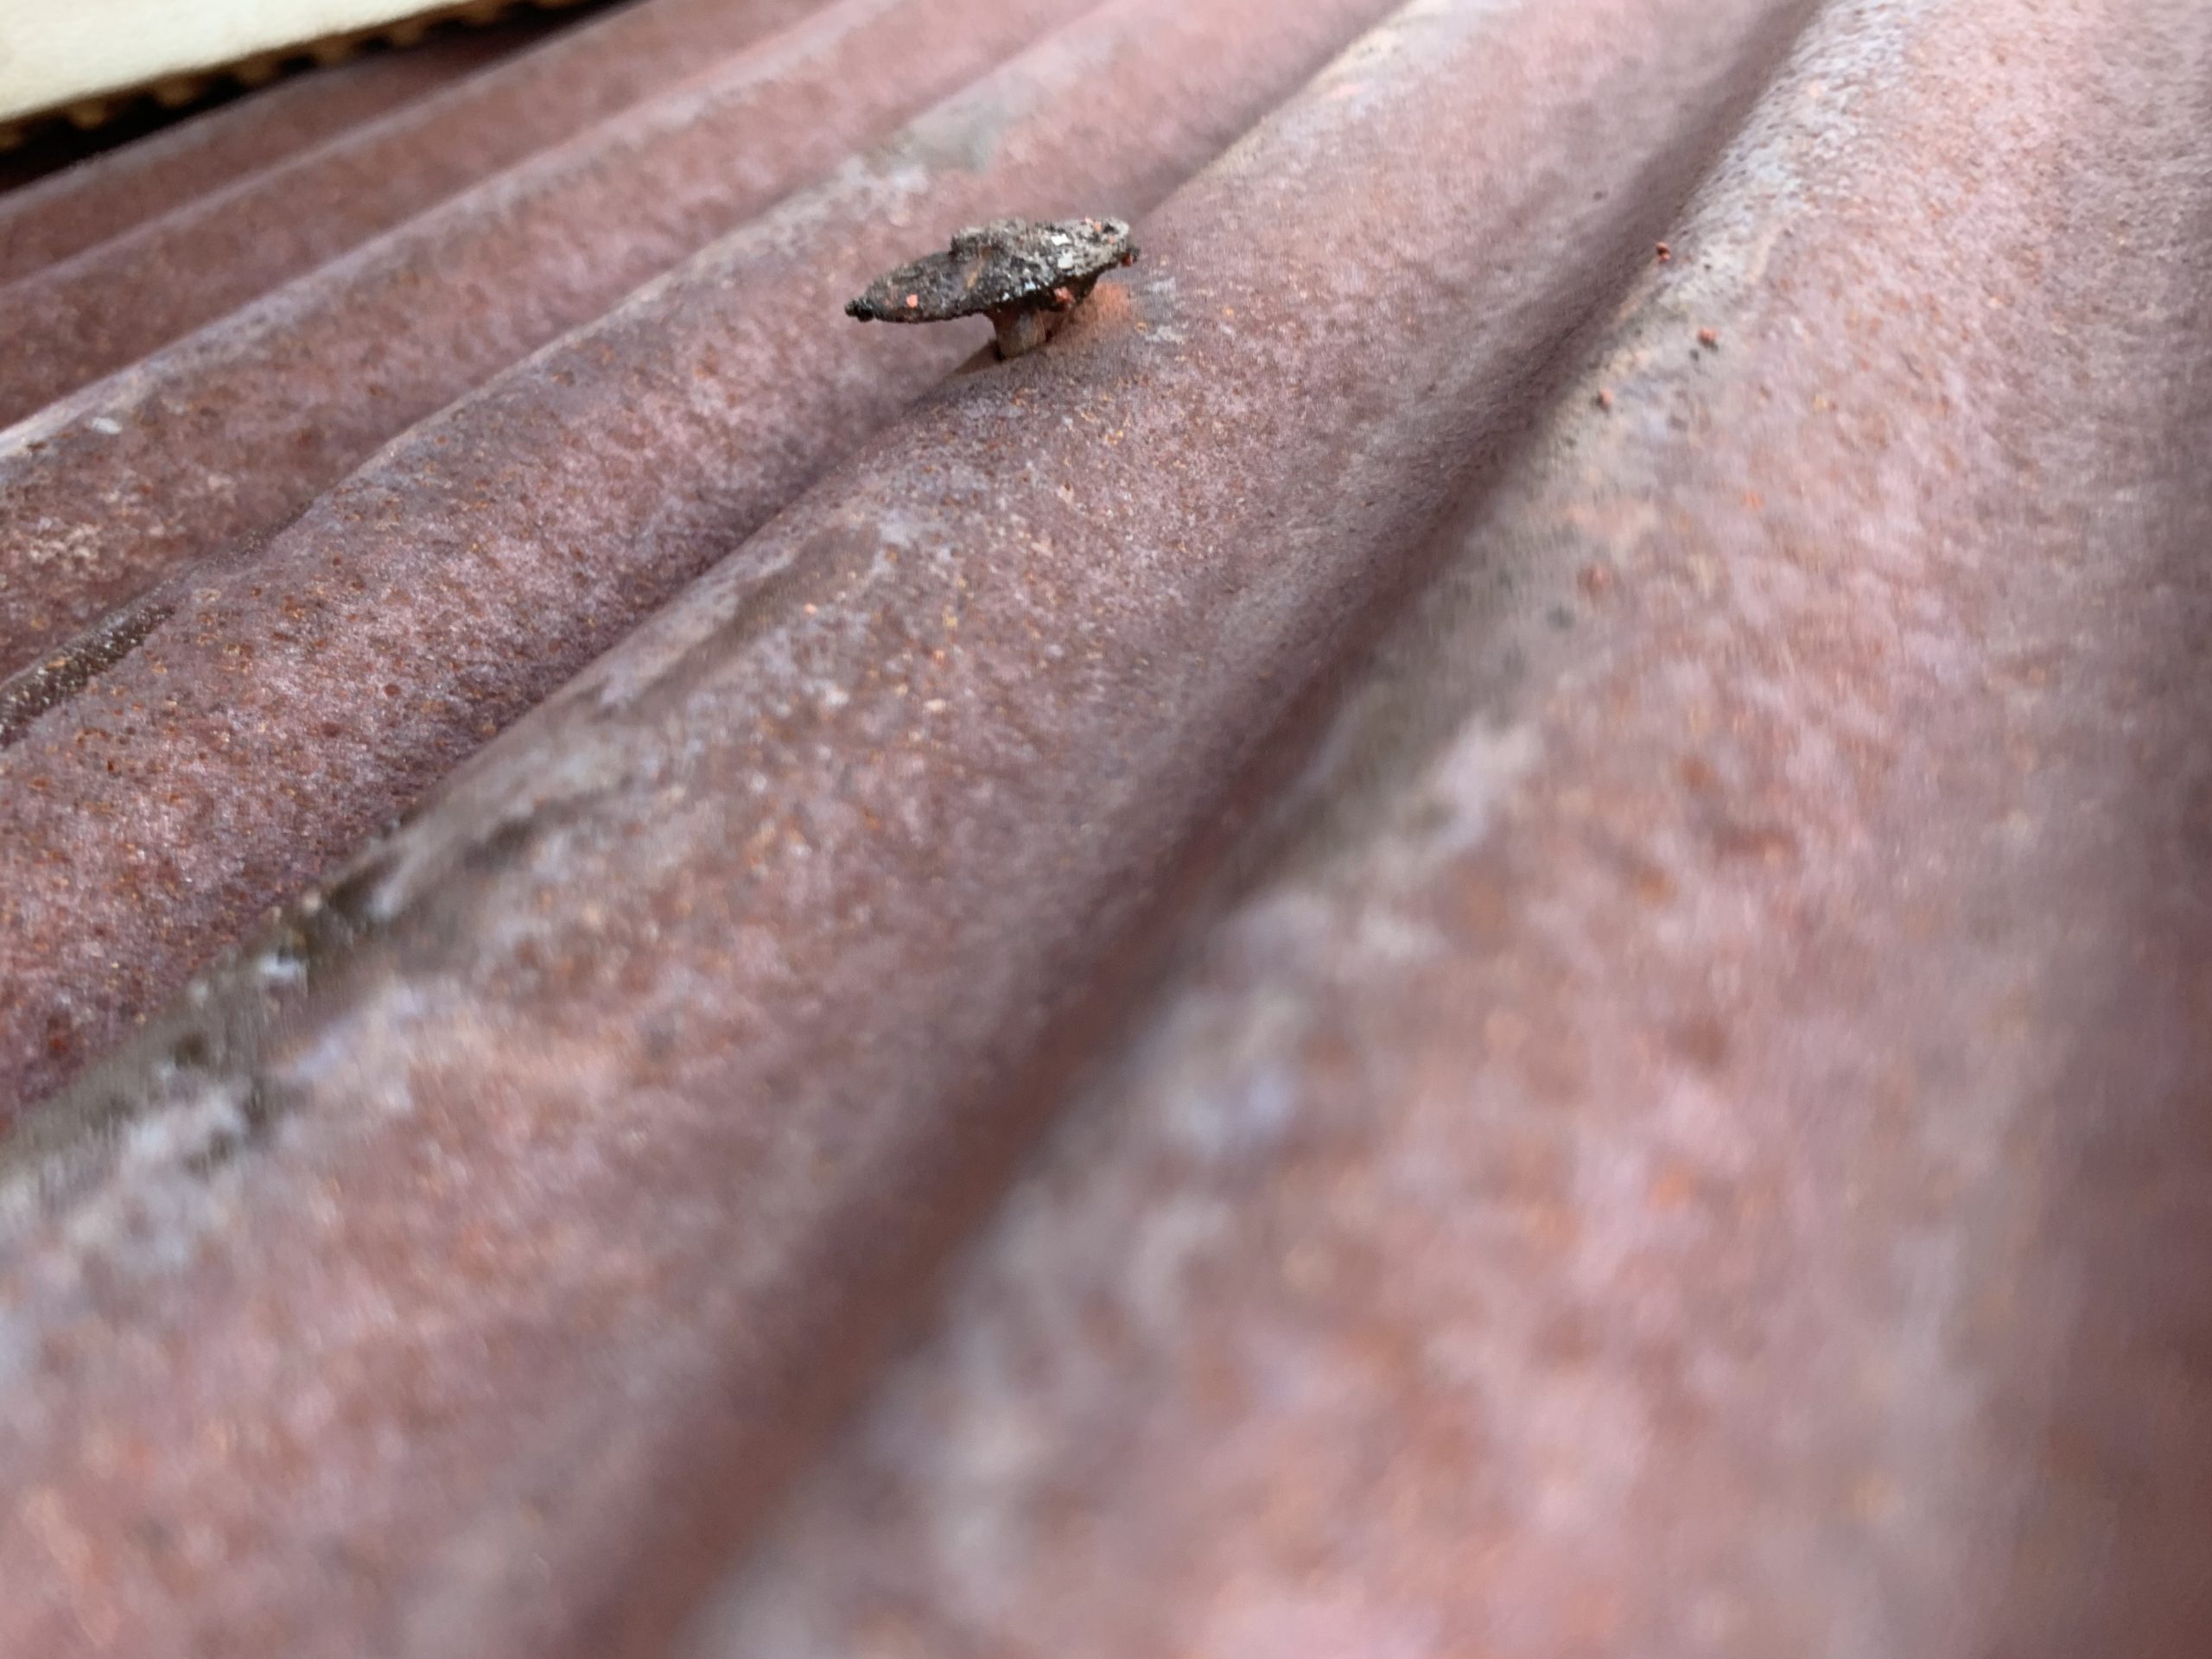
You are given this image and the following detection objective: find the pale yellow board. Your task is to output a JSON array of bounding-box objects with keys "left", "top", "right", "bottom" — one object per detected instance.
[{"left": 0, "top": 0, "right": 474, "bottom": 123}]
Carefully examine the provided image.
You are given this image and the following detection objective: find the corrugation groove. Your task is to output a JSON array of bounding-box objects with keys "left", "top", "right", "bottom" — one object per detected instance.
[{"left": 0, "top": 0, "right": 828, "bottom": 424}]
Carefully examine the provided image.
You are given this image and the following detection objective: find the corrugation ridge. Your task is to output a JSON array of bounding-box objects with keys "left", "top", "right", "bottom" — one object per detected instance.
[
  {"left": 0, "top": 0, "right": 828, "bottom": 425},
  {"left": 0, "top": 0, "right": 1106, "bottom": 680},
  {"left": 0, "top": 2, "right": 1821, "bottom": 1656}
]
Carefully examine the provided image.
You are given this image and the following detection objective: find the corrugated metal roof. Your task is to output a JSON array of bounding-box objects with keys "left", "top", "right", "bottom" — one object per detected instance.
[{"left": 5, "top": 0, "right": 2212, "bottom": 1653}]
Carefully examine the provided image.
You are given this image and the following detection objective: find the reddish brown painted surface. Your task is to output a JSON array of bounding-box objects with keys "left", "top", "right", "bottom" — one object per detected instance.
[
  {"left": 0, "top": 0, "right": 1099, "bottom": 679},
  {"left": 0, "top": 0, "right": 825, "bottom": 424},
  {"left": 7, "top": 0, "right": 2212, "bottom": 1655},
  {"left": 0, "top": 0, "right": 1406, "bottom": 1113},
  {"left": 0, "top": 0, "right": 1816, "bottom": 1653},
  {"left": 677, "top": 2, "right": 2212, "bottom": 1656},
  {"left": 0, "top": 18, "right": 555, "bottom": 287}
]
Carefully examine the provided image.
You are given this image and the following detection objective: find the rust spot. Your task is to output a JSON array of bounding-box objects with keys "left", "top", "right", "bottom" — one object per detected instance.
[
  {"left": 1705, "top": 817, "right": 1798, "bottom": 865},
  {"left": 1646, "top": 1157, "right": 1700, "bottom": 1209},
  {"left": 1668, "top": 1013, "right": 1732, "bottom": 1072}
]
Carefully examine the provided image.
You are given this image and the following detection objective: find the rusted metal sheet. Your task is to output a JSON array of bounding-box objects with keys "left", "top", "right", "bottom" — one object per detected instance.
[
  {"left": 0, "top": 0, "right": 825, "bottom": 425},
  {"left": 0, "top": 0, "right": 1404, "bottom": 1110},
  {"left": 0, "top": 0, "right": 1100, "bottom": 682},
  {"left": 677, "top": 3, "right": 2212, "bottom": 1656},
  {"left": 0, "top": 1, "right": 1819, "bottom": 1655},
  {"left": 0, "top": 20, "right": 548, "bottom": 287}
]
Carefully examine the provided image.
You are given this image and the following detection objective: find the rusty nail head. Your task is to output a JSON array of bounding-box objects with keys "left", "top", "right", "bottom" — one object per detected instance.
[{"left": 845, "top": 215, "right": 1140, "bottom": 358}]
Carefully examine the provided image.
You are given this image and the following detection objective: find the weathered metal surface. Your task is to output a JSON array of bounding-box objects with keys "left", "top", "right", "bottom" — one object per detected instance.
[
  {"left": 0, "top": 0, "right": 824, "bottom": 425},
  {"left": 0, "top": 20, "right": 545, "bottom": 286},
  {"left": 678, "top": 2, "right": 2212, "bottom": 1656},
  {"left": 0, "top": 0, "right": 1098, "bottom": 682},
  {"left": 0, "top": 1, "right": 1814, "bottom": 1655},
  {"left": 0, "top": 0, "right": 1401, "bottom": 1112}
]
